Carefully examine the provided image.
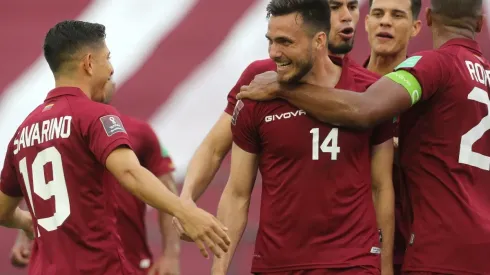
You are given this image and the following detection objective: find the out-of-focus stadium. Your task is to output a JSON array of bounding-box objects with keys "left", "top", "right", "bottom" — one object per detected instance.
[{"left": 0, "top": 0, "right": 488, "bottom": 274}]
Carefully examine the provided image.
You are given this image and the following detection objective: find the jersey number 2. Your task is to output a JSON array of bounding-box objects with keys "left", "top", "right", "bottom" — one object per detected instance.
[
  {"left": 459, "top": 87, "right": 490, "bottom": 170},
  {"left": 310, "top": 128, "right": 340, "bottom": 160},
  {"left": 19, "top": 146, "right": 70, "bottom": 236}
]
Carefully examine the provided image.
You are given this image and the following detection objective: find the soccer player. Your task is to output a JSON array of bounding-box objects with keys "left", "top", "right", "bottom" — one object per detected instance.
[
  {"left": 237, "top": 0, "right": 490, "bottom": 274},
  {"left": 364, "top": 0, "right": 421, "bottom": 273},
  {"left": 0, "top": 20, "right": 229, "bottom": 274},
  {"left": 211, "top": 0, "right": 394, "bottom": 274},
  {"left": 176, "top": 0, "right": 394, "bottom": 272},
  {"left": 9, "top": 82, "right": 182, "bottom": 275}
]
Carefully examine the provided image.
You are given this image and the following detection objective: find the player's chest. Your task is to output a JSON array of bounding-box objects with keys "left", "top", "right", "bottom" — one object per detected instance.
[{"left": 257, "top": 102, "right": 372, "bottom": 161}]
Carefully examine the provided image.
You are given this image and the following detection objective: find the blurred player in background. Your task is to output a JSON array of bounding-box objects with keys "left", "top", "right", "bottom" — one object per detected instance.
[
  {"left": 211, "top": 0, "right": 394, "bottom": 274},
  {"left": 177, "top": 0, "right": 395, "bottom": 272},
  {"left": 363, "top": 0, "right": 421, "bottom": 273},
  {"left": 10, "top": 82, "right": 182, "bottom": 275},
  {"left": 0, "top": 20, "right": 229, "bottom": 275},
  {"left": 237, "top": 0, "right": 490, "bottom": 274}
]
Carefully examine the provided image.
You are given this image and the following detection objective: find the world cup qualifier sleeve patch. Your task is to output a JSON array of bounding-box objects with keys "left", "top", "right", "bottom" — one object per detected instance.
[
  {"left": 100, "top": 115, "right": 127, "bottom": 136},
  {"left": 231, "top": 100, "right": 244, "bottom": 126}
]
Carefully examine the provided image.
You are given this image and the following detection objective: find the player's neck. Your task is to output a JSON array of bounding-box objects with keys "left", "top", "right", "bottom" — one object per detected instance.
[
  {"left": 303, "top": 53, "right": 342, "bottom": 87},
  {"left": 432, "top": 25, "right": 475, "bottom": 49},
  {"left": 366, "top": 50, "right": 408, "bottom": 76},
  {"left": 55, "top": 77, "right": 94, "bottom": 100}
]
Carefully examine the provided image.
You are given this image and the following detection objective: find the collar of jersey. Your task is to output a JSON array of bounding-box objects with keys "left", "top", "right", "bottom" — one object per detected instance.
[
  {"left": 441, "top": 38, "right": 481, "bottom": 54},
  {"left": 45, "top": 87, "right": 88, "bottom": 101}
]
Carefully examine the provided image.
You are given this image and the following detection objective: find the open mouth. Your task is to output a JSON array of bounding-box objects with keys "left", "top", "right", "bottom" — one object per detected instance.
[
  {"left": 276, "top": 61, "right": 292, "bottom": 67},
  {"left": 339, "top": 27, "right": 354, "bottom": 39},
  {"left": 376, "top": 32, "right": 394, "bottom": 39}
]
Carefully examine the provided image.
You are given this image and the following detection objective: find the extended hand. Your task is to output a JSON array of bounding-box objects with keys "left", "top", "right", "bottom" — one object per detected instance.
[
  {"left": 172, "top": 216, "right": 193, "bottom": 242},
  {"left": 10, "top": 230, "right": 32, "bottom": 268},
  {"left": 237, "top": 71, "right": 280, "bottom": 101},
  {"left": 177, "top": 203, "right": 231, "bottom": 259}
]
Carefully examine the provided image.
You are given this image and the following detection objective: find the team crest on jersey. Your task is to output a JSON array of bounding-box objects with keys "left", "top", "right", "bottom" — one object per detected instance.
[
  {"left": 231, "top": 100, "right": 244, "bottom": 125},
  {"left": 395, "top": 56, "right": 422, "bottom": 70},
  {"left": 100, "top": 115, "right": 126, "bottom": 136}
]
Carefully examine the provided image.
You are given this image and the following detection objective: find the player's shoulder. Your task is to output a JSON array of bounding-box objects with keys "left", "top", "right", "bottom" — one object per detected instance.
[
  {"left": 120, "top": 114, "right": 155, "bottom": 137},
  {"left": 245, "top": 58, "right": 276, "bottom": 75},
  {"left": 347, "top": 59, "right": 380, "bottom": 88},
  {"left": 72, "top": 100, "right": 122, "bottom": 122}
]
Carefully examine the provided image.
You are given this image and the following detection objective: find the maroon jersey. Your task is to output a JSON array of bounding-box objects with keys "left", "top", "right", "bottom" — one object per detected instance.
[
  {"left": 230, "top": 57, "right": 392, "bottom": 273},
  {"left": 0, "top": 87, "right": 135, "bottom": 275},
  {"left": 363, "top": 55, "right": 408, "bottom": 266},
  {"left": 105, "top": 114, "right": 175, "bottom": 272},
  {"left": 395, "top": 39, "right": 490, "bottom": 274}
]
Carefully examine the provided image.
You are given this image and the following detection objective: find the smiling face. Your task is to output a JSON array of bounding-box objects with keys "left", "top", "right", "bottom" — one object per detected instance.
[
  {"left": 366, "top": 0, "right": 421, "bottom": 56},
  {"left": 327, "top": 0, "right": 360, "bottom": 55},
  {"left": 267, "top": 12, "right": 318, "bottom": 84}
]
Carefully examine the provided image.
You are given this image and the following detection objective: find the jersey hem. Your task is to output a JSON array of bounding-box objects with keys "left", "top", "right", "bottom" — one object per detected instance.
[
  {"left": 404, "top": 264, "right": 485, "bottom": 275},
  {"left": 251, "top": 262, "right": 379, "bottom": 273}
]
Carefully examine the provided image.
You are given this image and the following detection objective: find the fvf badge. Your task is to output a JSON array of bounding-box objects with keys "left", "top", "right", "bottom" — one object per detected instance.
[{"left": 100, "top": 115, "right": 126, "bottom": 136}]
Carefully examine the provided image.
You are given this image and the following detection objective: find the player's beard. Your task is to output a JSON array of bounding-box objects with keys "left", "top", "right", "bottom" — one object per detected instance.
[
  {"left": 279, "top": 48, "right": 314, "bottom": 84},
  {"left": 328, "top": 38, "right": 354, "bottom": 55}
]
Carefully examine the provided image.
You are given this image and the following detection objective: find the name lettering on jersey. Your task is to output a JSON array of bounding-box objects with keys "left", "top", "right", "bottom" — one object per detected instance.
[
  {"left": 265, "top": 110, "right": 306, "bottom": 122},
  {"left": 465, "top": 60, "right": 490, "bottom": 86},
  {"left": 13, "top": 116, "right": 72, "bottom": 155}
]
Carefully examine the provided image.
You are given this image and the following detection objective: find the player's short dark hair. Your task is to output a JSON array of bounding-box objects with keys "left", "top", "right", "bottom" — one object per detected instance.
[
  {"left": 43, "top": 20, "right": 106, "bottom": 74},
  {"left": 266, "top": 0, "right": 331, "bottom": 35},
  {"left": 431, "top": 0, "right": 482, "bottom": 19},
  {"left": 368, "top": 0, "right": 422, "bottom": 19}
]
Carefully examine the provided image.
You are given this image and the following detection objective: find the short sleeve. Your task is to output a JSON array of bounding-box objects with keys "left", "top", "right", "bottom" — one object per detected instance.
[
  {"left": 393, "top": 52, "right": 448, "bottom": 101},
  {"left": 231, "top": 100, "right": 260, "bottom": 153},
  {"left": 0, "top": 141, "right": 22, "bottom": 197},
  {"left": 140, "top": 123, "right": 175, "bottom": 177},
  {"left": 225, "top": 60, "right": 276, "bottom": 115},
  {"left": 85, "top": 106, "right": 133, "bottom": 165},
  {"left": 371, "top": 119, "right": 394, "bottom": 145}
]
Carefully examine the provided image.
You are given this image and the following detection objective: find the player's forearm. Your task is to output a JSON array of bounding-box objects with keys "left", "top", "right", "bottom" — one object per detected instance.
[
  {"left": 157, "top": 175, "right": 181, "bottom": 257},
  {"left": 0, "top": 208, "right": 31, "bottom": 231},
  {"left": 278, "top": 84, "right": 374, "bottom": 128},
  {"left": 118, "top": 166, "right": 186, "bottom": 219},
  {"left": 373, "top": 186, "right": 395, "bottom": 268},
  {"left": 211, "top": 190, "right": 249, "bottom": 274},
  {"left": 181, "top": 138, "right": 231, "bottom": 202}
]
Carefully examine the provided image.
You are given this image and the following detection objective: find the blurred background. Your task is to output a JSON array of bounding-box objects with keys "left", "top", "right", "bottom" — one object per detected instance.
[{"left": 0, "top": 0, "right": 488, "bottom": 274}]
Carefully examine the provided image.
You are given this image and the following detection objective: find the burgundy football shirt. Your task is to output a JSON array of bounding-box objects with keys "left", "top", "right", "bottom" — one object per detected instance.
[
  {"left": 0, "top": 87, "right": 135, "bottom": 275},
  {"left": 395, "top": 39, "right": 490, "bottom": 274},
  {"left": 229, "top": 57, "right": 392, "bottom": 273},
  {"left": 105, "top": 114, "right": 175, "bottom": 272}
]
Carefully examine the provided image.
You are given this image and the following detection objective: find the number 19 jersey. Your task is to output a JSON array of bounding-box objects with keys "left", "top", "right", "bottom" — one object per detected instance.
[
  {"left": 0, "top": 87, "right": 135, "bottom": 275},
  {"left": 393, "top": 39, "right": 490, "bottom": 274}
]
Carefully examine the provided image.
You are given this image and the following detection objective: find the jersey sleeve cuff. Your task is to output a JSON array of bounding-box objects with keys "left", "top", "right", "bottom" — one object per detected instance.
[
  {"left": 100, "top": 137, "right": 133, "bottom": 166},
  {"left": 233, "top": 140, "right": 259, "bottom": 154},
  {"left": 0, "top": 183, "right": 23, "bottom": 197},
  {"left": 385, "top": 70, "right": 422, "bottom": 105}
]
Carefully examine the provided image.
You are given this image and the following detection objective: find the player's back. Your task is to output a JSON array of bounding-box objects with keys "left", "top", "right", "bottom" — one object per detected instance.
[
  {"left": 7, "top": 87, "right": 134, "bottom": 274},
  {"left": 398, "top": 39, "right": 490, "bottom": 274},
  {"left": 232, "top": 57, "right": 390, "bottom": 273}
]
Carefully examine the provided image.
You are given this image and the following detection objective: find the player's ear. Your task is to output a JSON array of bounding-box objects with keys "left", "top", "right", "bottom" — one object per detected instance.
[
  {"left": 314, "top": 32, "right": 327, "bottom": 51},
  {"left": 365, "top": 14, "right": 369, "bottom": 33},
  {"left": 425, "top": 7, "right": 432, "bottom": 27},
  {"left": 82, "top": 53, "right": 94, "bottom": 76},
  {"left": 411, "top": 20, "right": 422, "bottom": 38},
  {"left": 475, "top": 15, "right": 484, "bottom": 33}
]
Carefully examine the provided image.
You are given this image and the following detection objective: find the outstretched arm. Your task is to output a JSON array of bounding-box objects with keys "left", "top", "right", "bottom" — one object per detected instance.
[{"left": 211, "top": 143, "right": 258, "bottom": 275}]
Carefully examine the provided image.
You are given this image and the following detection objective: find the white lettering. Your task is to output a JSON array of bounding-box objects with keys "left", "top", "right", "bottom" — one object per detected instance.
[
  {"left": 13, "top": 116, "right": 72, "bottom": 155},
  {"left": 466, "top": 60, "right": 490, "bottom": 86},
  {"left": 265, "top": 110, "right": 306, "bottom": 122}
]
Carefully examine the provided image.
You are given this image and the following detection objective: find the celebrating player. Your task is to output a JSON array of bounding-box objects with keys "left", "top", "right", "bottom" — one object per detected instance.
[
  {"left": 238, "top": 0, "right": 490, "bottom": 274},
  {"left": 9, "top": 81, "right": 182, "bottom": 275},
  {"left": 0, "top": 20, "right": 229, "bottom": 274},
  {"left": 211, "top": 0, "right": 394, "bottom": 274},
  {"left": 364, "top": 0, "right": 421, "bottom": 273}
]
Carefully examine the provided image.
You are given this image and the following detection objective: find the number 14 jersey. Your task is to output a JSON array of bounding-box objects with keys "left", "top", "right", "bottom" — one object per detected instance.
[
  {"left": 0, "top": 87, "right": 135, "bottom": 275},
  {"left": 231, "top": 57, "right": 393, "bottom": 273}
]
